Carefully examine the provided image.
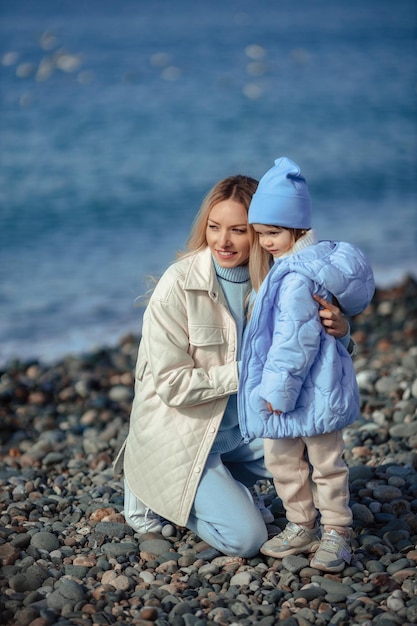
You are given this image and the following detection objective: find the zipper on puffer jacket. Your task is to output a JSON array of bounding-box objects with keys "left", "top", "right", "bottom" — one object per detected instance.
[{"left": 238, "top": 291, "right": 263, "bottom": 444}]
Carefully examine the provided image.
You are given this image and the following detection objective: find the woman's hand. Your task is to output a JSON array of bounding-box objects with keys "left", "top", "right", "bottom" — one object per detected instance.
[
  {"left": 313, "top": 294, "right": 349, "bottom": 338},
  {"left": 267, "top": 402, "right": 282, "bottom": 415}
]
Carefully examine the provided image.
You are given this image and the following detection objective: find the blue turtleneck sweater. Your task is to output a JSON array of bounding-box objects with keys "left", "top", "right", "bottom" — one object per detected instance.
[{"left": 211, "top": 258, "right": 251, "bottom": 454}]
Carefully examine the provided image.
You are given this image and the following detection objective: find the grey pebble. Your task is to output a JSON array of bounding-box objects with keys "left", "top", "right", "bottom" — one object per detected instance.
[
  {"left": 46, "top": 579, "right": 86, "bottom": 611},
  {"left": 371, "top": 485, "right": 403, "bottom": 502},
  {"left": 281, "top": 554, "right": 310, "bottom": 573},
  {"left": 100, "top": 541, "right": 138, "bottom": 557},
  {"left": 9, "top": 565, "right": 48, "bottom": 593},
  {"left": 30, "top": 531, "right": 60, "bottom": 552},
  {"left": 94, "top": 521, "right": 133, "bottom": 538},
  {"left": 138, "top": 538, "right": 173, "bottom": 556},
  {"left": 352, "top": 502, "right": 375, "bottom": 525}
]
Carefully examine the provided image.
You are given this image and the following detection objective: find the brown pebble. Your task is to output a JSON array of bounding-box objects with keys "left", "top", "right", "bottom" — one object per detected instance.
[
  {"left": 351, "top": 446, "right": 372, "bottom": 458},
  {"left": 392, "top": 569, "right": 417, "bottom": 582},
  {"left": 90, "top": 452, "right": 113, "bottom": 469},
  {"left": 101, "top": 513, "right": 125, "bottom": 523},
  {"left": 139, "top": 607, "right": 158, "bottom": 620},
  {"left": 140, "top": 550, "right": 158, "bottom": 562},
  {"left": 80, "top": 603, "right": 97, "bottom": 615},
  {"left": 376, "top": 338, "right": 393, "bottom": 351},
  {"left": 155, "top": 560, "right": 178, "bottom": 574},
  {"left": 27, "top": 619, "right": 51, "bottom": 626},
  {"left": 318, "top": 601, "right": 333, "bottom": 613},
  {"left": 101, "top": 571, "right": 117, "bottom": 584},
  {"left": 92, "top": 584, "right": 117, "bottom": 600},
  {"left": 89, "top": 507, "right": 117, "bottom": 522},
  {"left": 406, "top": 549, "right": 417, "bottom": 560},
  {"left": 28, "top": 391, "right": 47, "bottom": 405},
  {"left": 8, "top": 448, "right": 21, "bottom": 458},
  {"left": 279, "top": 607, "right": 292, "bottom": 619},
  {"left": 64, "top": 536, "right": 77, "bottom": 547},
  {"left": 0, "top": 543, "right": 20, "bottom": 565},
  {"left": 73, "top": 555, "right": 96, "bottom": 566}
]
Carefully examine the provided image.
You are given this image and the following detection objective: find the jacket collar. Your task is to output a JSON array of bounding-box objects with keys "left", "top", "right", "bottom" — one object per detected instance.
[
  {"left": 183, "top": 247, "right": 217, "bottom": 292},
  {"left": 278, "top": 229, "right": 317, "bottom": 261},
  {"left": 183, "top": 247, "right": 227, "bottom": 305}
]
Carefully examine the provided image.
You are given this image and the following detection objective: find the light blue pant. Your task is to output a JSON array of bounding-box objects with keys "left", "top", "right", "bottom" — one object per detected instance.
[{"left": 186, "top": 438, "right": 271, "bottom": 557}]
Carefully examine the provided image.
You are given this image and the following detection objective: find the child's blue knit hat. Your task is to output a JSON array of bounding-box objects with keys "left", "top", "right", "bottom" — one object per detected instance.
[{"left": 249, "top": 156, "right": 312, "bottom": 228}]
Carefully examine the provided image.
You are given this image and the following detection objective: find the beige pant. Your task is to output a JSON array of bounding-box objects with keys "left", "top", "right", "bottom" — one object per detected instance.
[{"left": 264, "top": 430, "right": 352, "bottom": 528}]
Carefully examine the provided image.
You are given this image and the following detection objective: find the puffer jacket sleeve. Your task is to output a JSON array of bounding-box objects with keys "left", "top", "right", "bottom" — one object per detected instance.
[
  {"left": 141, "top": 284, "right": 238, "bottom": 409},
  {"left": 259, "top": 274, "right": 322, "bottom": 412}
]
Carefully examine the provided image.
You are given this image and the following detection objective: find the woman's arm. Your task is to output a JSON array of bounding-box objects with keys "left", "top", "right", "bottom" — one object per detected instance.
[{"left": 142, "top": 296, "right": 237, "bottom": 409}]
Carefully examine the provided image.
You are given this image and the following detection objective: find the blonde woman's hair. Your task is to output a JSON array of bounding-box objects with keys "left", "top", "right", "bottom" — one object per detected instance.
[
  {"left": 178, "top": 175, "right": 259, "bottom": 258},
  {"left": 248, "top": 237, "right": 272, "bottom": 293}
]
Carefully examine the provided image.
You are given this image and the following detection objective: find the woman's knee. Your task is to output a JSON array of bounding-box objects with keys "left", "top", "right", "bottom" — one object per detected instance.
[{"left": 220, "top": 523, "right": 268, "bottom": 558}]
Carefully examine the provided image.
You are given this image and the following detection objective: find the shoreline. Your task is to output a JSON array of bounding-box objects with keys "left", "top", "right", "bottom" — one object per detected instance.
[
  {"left": 1, "top": 272, "right": 416, "bottom": 372},
  {"left": 0, "top": 275, "right": 416, "bottom": 625}
]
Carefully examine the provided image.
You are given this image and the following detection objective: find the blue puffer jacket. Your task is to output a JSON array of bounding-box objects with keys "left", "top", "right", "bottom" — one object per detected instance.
[{"left": 238, "top": 240, "right": 375, "bottom": 441}]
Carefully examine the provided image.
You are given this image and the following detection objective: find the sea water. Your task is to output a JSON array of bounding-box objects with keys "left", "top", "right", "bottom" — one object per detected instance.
[{"left": 1, "top": 0, "right": 416, "bottom": 365}]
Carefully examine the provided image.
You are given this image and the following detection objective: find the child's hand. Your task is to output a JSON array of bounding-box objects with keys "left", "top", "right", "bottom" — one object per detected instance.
[
  {"left": 314, "top": 294, "right": 349, "bottom": 338},
  {"left": 267, "top": 402, "right": 282, "bottom": 415}
]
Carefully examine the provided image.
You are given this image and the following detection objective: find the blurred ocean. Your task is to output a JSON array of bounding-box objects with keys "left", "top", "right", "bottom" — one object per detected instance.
[{"left": 1, "top": 0, "right": 416, "bottom": 366}]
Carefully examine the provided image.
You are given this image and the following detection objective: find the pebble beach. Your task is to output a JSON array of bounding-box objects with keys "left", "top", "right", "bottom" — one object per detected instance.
[{"left": 1, "top": 276, "right": 417, "bottom": 626}]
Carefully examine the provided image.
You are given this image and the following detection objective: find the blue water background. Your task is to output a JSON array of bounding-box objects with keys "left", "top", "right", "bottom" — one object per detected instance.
[{"left": 1, "top": 0, "right": 416, "bottom": 365}]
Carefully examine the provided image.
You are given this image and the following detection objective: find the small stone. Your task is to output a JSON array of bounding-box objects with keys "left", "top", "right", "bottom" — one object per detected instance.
[
  {"left": 162, "top": 523, "right": 176, "bottom": 537},
  {"left": 46, "top": 579, "right": 86, "bottom": 611},
  {"left": 140, "top": 607, "right": 158, "bottom": 620},
  {"left": 0, "top": 543, "right": 20, "bottom": 565},
  {"left": 229, "top": 571, "right": 252, "bottom": 586},
  {"left": 30, "top": 531, "right": 60, "bottom": 552},
  {"left": 139, "top": 570, "right": 155, "bottom": 583}
]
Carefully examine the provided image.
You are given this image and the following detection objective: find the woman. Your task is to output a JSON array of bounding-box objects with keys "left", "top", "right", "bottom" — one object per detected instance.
[{"left": 114, "top": 174, "right": 351, "bottom": 557}]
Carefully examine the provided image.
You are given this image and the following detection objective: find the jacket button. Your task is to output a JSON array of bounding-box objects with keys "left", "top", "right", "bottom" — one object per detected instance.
[
  {"left": 195, "top": 466, "right": 201, "bottom": 473},
  {"left": 218, "top": 386, "right": 225, "bottom": 394}
]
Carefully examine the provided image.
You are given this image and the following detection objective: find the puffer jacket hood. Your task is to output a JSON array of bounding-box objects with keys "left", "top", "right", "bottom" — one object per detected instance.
[
  {"left": 238, "top": 240, "right": 375, "bottom": 441},
  {"left": 283, "top": 240, "right": 375, "bottom": 316}
]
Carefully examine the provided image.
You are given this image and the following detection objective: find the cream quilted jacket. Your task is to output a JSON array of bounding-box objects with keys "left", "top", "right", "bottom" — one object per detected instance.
[{"left": 114, "top": 247, "right": 240, "bottom": 526}]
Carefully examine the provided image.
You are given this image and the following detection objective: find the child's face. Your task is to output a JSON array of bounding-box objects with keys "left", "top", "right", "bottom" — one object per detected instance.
[
  {"left": 253, "top": 224, "right": 294, "bottom": 259},
  {"left": 206, "top": 199, "right": 251, "bottom": 267}
]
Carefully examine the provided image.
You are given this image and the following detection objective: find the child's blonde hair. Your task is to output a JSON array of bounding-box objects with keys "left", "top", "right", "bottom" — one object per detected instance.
[{"left": 249, "top": 227, "right": 308, "bottom": 292}]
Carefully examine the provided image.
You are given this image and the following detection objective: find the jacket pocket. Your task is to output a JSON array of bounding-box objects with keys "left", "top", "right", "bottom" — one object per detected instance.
[{"left": 189, "top": 324, "right": 225, "bottom": 347}]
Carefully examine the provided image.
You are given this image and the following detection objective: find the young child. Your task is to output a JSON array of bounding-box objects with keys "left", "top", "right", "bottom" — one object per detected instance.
[{"left": 238, "top": 157, "right": 375, "bottom": 572}]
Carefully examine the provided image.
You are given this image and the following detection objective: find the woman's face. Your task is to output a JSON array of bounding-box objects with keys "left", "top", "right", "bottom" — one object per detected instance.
[
  {"left": 253, "top": 224, "right": 294, "bottom": 258},
  {"left": 206, "top": 199, "right": 251, "bottom": 268}
]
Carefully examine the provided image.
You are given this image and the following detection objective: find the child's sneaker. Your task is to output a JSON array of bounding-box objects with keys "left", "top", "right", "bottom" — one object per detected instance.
[
  {"left": 260, "top": 521, "right": 320, "bottom": 558},
  {"left": 310, "top": 528, "right": 351, "bottom": 572}
]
